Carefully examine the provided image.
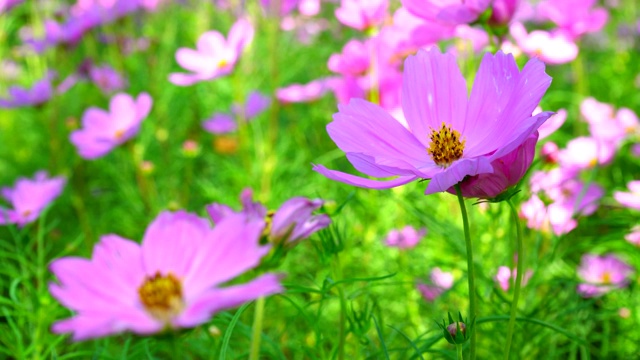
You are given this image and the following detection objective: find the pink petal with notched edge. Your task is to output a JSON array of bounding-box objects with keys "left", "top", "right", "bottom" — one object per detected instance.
[{"left": 538, "top": 109, "right": 566, "bottom": 139}]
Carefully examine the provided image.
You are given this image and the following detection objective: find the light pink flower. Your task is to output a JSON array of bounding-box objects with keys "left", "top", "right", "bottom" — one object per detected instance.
[
  {"left": 50, "top": 211, "right": 282, "bottom": 341},
  {"left": 328, "top": 40, "right": 370, "bottom": 76},
  {"left": 538, "top": 108, "right": 566, "bottom": 140},
  {"left": 335, "top": 0, "right": 387, "bottom": 31},
  {"left": 417, "top": 268, "right": 454, "bottom": 302},
  {"left": 577, "top": 254, "right": 633, "bottom": 297},
  {"left": 169, "top": 19, "right": 254, "bottom": 86},
  {"left": 70, "top": 92, "right": 152, "bottom": 159},
  {"left": 557, "top": 136, "right": 616, "bottom": 170},
  {"left": 625, "top": 225, "right": 640, "bottom": 246},
  {"left": 614, "top": 181, "right": 640, "bottom": 211},
  {"left": 277, "top": 78, "right": 335, "bottom": 103},
  {"left": 402, "top": 0, "right": 491, "bottom": 25},
  {"left": 495, "top": 266, "right": 532, "bottom": 291},
  {"left": 0, "top": 172, "right": 65, "bottom": 227},
  {"left": 510, "top": 22, "right": 578, "bottom": 64},
  {"left": 384, "top": 225, "right": 426, "bottom": 249}
]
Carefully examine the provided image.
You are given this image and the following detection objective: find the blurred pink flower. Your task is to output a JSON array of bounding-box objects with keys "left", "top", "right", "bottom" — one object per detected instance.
[
  {"left": 540, "top": 141, "right": 559, "bottom": 164},
  {"left": 314, "top": 48, "right": 553, "bottom": 195},
  {"left": 169, "top": 18, "right": 254, "bottom": 86},
  {"left": 537, "top": 0, "right": 608, "bottom": 39},
  {"left": 557, "top": 136, "right": 616, "bottom": 170},
  {"left": 0, "top": 0, "right": 23, "bottom": 13},
  {"left": 537, "top": 108, "right": 566, "bottom": 140},
  {"left": 448, "top": 25, "right": 489, "bottom": 57},
  {"left": 489, "top": 0, "right": 520, "bottom": 26},
  {"left": 70, "top": 92, "right": 152, "bottom": 159},
  {"left": 0, "top": 172, "right": 65, "bottom": 227},
  {"left": 260, "top": 0, "right": 299, "bottom": 16},
  {"left": 89, "top": 64, "right": 127, "bottom": 94},
  {"left": 625, "top": 225, "right": 640, "bottom": 246},
  {"left": 203, "top": 91, "right": 270, "bottom": 134},
  {"left": 49, "top": 211, "right": 282, "bottom": 341},
  {"left": 277, "top": 78, "right": 334, "bottom": 103},
  {"left": 0, "top": 73, "right": 54, "bottom": 108},
  {"left": 384, "top": 225, "right": 426, "bottom": 249},
  {"left": 614, "top": 181, "right": 640, "bottom": 210},
  {"left": 403, "top": 0, "right": 490, "bottom": 24},
  {"left": 495, "top": 266, "right": 532, "bottom": 291},
  {"left": 335, "top": 0, "right": 388, "bottom": 31},
  {"left": 580, "top": 98, "right": 639, "bottom": 145},
  {"left": 417, "top": 268, "right": 454, "bottom": 302},
  {"left": 510, "top": 22, "right": 578, "bottom": 64},
  {"left": 577, "top": 254, "right": 633, "bottom": 297},
  {"left": 328, "top": 40, "right": 370, "bottom": 77},
  {"left": 207, "top": 188, "right": 330, "bottom": 245}
]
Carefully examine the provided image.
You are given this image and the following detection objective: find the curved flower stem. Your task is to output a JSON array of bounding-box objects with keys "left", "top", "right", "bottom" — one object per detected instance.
[
  {"left": 249, "top": 297, "right": 266, "bottom": 360},
  {"left": 504, "top": 199, "right": 524, "bottom": 360},
  {"left": 454, "top": 184, "right": 476, "bottom": 360}
]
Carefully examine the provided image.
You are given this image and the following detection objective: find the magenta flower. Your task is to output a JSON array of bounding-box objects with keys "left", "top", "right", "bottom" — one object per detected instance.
[
  {"left": 495, "top": 266, "right": 532, "bottom": 291},
  {"left": 489, "top": 0, "right": 519, "bottom": 26},
  {"left": 402, "top": 0, "right": 490, "bottom": 24},
  {"left": 537, "top": 0, "right": 608, "bottom": 40},
  {"left": 328, "top": 40, "right": 370, "bottom": 76},
  {"left": 0, "top": 73, "right": 54, "bottom": 108},
  {"left": 70, "top": 92, "right": 152, "bottom": 159},
  {"left": 0, "top": 0, "right": 23, "bottom": 13},
  {"left": 417, "top": 268, "right": 454, "bottom": 302},
  {"left": 335, "top": 0, "right": 388, "bottom": 31},
  {"left": 313, "top": 48, "right": 553, "bottom": 195},
  {"left": 203, "top": 91, "right": 270, "bottom": 134},
  {"left": 384, "top": 225, "right": 426, "bottom": 249},
  {"left": 577, "top": 254, "right": 633, "bottom": 298},
  {"left": 49, "top": 211, "right": 281, "bottom": 341},
  {"left": 614, "top": 181, "right": 640, "bottom": 211},
  {"left": 207, "top": 188, "right": 330, "bottom": 246},
  {"left": 89, "top": 64, "right": 127, "bottom": 94},
  {"left": 169, "top": 18, "right": 254, "bottom": 86},
  {"left": 0, "top": 171, "right": 65, "bottom": 227}
]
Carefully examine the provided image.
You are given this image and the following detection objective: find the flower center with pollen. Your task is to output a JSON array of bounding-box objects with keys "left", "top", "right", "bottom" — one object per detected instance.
[
  {"left": 426, "top": 123, "right": 465, "bottom": 167},
  {"left": 138, "top": 272, "right": 185, "bottom": 323}
]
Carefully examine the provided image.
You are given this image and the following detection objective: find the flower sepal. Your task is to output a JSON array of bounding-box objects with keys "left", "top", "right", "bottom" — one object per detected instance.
[{"left": 437, "top": 312, "right": 475, "bottom": 345}]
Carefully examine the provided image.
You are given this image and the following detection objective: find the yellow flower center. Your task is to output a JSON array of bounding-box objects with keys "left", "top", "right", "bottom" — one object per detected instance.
[
  {"left": 217, "top": 59, "right": 229, "bottom": 69},
  {"left": 114, "top": 129, "right": 125, "bottom": 139},
  {"left": 601, "top": 271, "right": 612, "bottom": 285},
  {"left": 262, "top": 210, "right": 276, "bottom": 238},
  {"left": 138, "top": 272, "right": 184, "bottom": 323},
  {"left": 426, "top": 123, "right": 465, "bottom": 167}
]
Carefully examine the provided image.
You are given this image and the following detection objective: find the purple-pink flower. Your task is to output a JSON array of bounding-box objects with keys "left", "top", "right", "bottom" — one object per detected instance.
[
  {"left": 313, "top": 48, "right": 553, "bottom": 195},
  {"left": 537, "top": 0, "right": 608, "bottom": 40},
  {"left": 510, "top": 22, "right": 578, "bottom": 65},
  {"left": 169, "top": 18, "right": 254, "bottom": 86},
  {"left": 49, "top": 211, "right": 282, "bottom": 341},
  {"left": 89, "top": 64, "right": 127, "bottom": 94},
  {"left": 203, "top": 91, "right": 270, "bottom": 134},
  {"left": 0, "top": 172, "right": 66, "bottom": 227},
  {"left": 384, "top": 225, "right": 426, "bottom": 249},
  {"left": 335, "top": 0, "right": 388, "bottom": 31},
  {"left": 417, "top": 268, "right": 454, "bottom": 302},
  {"left": 495, "top": 266, "right": 532, "bottom": 291},
  {"left": 402, "top": 0, "right": 490, "bottom": 24},
  {"left": 614, "top": 181, "right": 640, "bottom": 211},
  {"left": 0, "top": 73, "right": 55, "bottom": 108},
  {"left": 70, "top": 92, "right": 152, "bottom": 159},
  {"left": 277, "top": 78, "right": 335, "bottom": 104},
  {"left": 577, "top": 254, "right": 633, "bottom": 298}
]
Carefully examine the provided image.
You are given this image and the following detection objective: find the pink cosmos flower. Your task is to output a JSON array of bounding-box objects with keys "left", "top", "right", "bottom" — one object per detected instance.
[
  {"left": 313, "top": 48, "right": 553, "bottom": 195},
  {"left": 538, "top": 108, "right": 566, "bottom": 140},
  {"left": 276, "top": 78, "right": 335, "bottom": 103},
  {"left": 207, "top": 188, "right": 330, "bottom": 246},
  {"left": 335, "top": 0, "right": 388, "bottom": 31},
  {"left": 614, "top": 181, "right": 640, "bottom": 211},
  {"left": 89, "top": 64, "right": 127, "bottom": 94},
  {"left": 577, "top": 254, "right": 633, "bottom": 298},
  {"left": 328, "top": 40, "right": 370, "bottom": 77},
  {"left": 537, "top": 0, "right": 608, "bottom": 40},
  {"left": 0, "top": 172, "right": 65, "bottom": 227},
  {"left": 557, "top": 136, "right": 616, "bottom": 170},
  {"left": 580, "top": 98, "right": 639, "bottom": 145},
  {"left": 495, "top": 266, "right": 532, "bottom": 291},
  {"left": 70, "top": 92, "right": 152, "bottom": 159},
  {"left": 540, "top": 142, "right": 559, "bottom": 164},
  {"left": 203, "top": 91, "right": 270, "bottom": 134},
  {"left": 169, "top": 18, "right": 254, "bottom": 86},
  {"left": 417, "top": 268, "right": 454, "bottom": 302},
  {"left": 384, "top": 225, "right": 426, "bottom": 249},
  {"left": 510, "top": 22, "right": 578, "bottom": 65},
  {"left": 260, "top": 0, "right": 299, "bottom": 16},
  {"left": 625, "top": 225, "right": 640, "bottom": 246},
  {"left": 489, "top": 0, "right": 520, "bottom": 26},
  {"left": 49, "top": 211, "right": 282, "bottom": 341},
  {"left": 402, "top": 0, "right": 490, "bottom": 24},
  {"left": 0, "top": 73, "right": 54, "bottom": 108},
  {"left": 0, "top": 0, "right": 23, "bottom": 13}
]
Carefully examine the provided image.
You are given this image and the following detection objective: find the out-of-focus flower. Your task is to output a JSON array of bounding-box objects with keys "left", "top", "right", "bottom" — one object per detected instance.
[
  {"left": 402, "top": 0, "right": 490, "bottom": 25},
  {"left": 577, "top": 254, "right": 633, "bottom": 297},
  {"left": 510, "top": 22, "right": 578, "bottom": 64},
  {"left": 0, "top": 0, "right": 24, "bottom": 13},
  {"left": 448, "top": 25, "right": 489, "bottom": 57},
  {"left": 0, "top": 172, "right": 66, "bottom": 227},
  {"left": 70, "top": 92, "right": 152, "bottom": 159},
  {"left": 203, "top": 91, "right": 270, "bottom": 134},
  {"left": 495, "top": 266, "right": 532, "bottom": 291},
  {"left": 49, "top": 211, "right": 282, "bottom": 341},
  {"left": 417, "top": 267, "right": 453, "bottom": 302},
  {"left": 489, "top": 0, "right": 520, "bottom": 26},
  {"left": 89, "top": 64, "right": 127, "bottom": 93},
  {"left": 277, "top": 78, "right": 335, "bottom": 103},
  {"left": 557, "top": 136, "right": 616, "bottom": 170},
  {"left": 625, "top": 225, "right": 640, "bottom": 246},
  {"left": 313, "top": 48, "right": 553, "bottom": 195},
  {"left": 615, "top": 181, "right": 640, "bottom": 210},
  {"left": 169, "top": 18, "right": 254, "bottom": 86},
  {"left": 181, "top": 140, "right": 201, "bottom": 157},
  {"left": 328, "top": 40, "right": 370, "bottom": 77},
  {"left": 537, "top": 0, "right": 608, "bottom": 40},
  {"left": 207, "top": 188, "right": 330, "bottom": 246},
  {"left": 540, "top": 141, "right": 559, "bottom": 164},
  {"left": 260, "top": 0, "right": 299, "bottom": 16},
  {"left": 538, "top": 108, "right": 566, "bottom": 139},
  {"left": 0, "top": 73, "right": 55, "bottom": 108},
  {"left": 384, "top": 225, "right": 426, "bottom": 249},
  {"left": 580, "top": 98, "right": 639, "bottom": 145},
  {"left": 335, "top": 0, "right": 388, "bottom": 32}
]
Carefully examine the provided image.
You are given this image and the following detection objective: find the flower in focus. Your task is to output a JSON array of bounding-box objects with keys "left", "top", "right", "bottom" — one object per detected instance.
[
  {"left": 402, "top": 0, "right": 490, "bottom": 24},
  {"left": 203, "top": 91, "right": 270, "bottom": 134},
  {"left": 0, "top": 73, "right": 55, "bottom": 108},
  {"left": 384, "top": 225, "right": 426, "bottom": 249},
  {"left": 70, "top": 92, "right": 152, "bottom": 159},
  {"left": 577, "top": 254, "right": 633, "bottom": 298},
  {"left": 313, "top": 48, "right": 553, "bottom": 195},
  {"left": 49, "top": 211, "right": 282, "bottom": 341},
  {"left": 494, "top": 266, "right": 532, "bottom": 291},
  {"left": 169, "top": 18, "right": 254, "bottom": 86},
  {"left": 207, "top": 188, "right": 331, "bottom": 246},
  {"left": 417, "top": 268, "right": 454, "bottom": 302},
  {"left": 334, "top": 0, "right": 388, "bottom": 32},
  {"left": 0, "top": 171, "right": 66, "bottom": 227},
  {"left": 614, "top": 181, "right": 640, "bottom": 211}
]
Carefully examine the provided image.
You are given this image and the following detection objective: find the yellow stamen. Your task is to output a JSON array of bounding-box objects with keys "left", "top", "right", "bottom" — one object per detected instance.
[
  {"left": 114, "top": 129, "right": 125, "bottom": 139},
  {"left": 138, "top": 272, "right": 184, "bottom": 323},
  {"left": 601, "top": 272, "right": 612, "bottom": 284},
  {"left": 426, "top": 123, "right": 465, "bottom": 167}
]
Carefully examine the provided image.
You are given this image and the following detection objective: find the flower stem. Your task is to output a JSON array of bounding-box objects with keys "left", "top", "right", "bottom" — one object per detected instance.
[
  {"left": 504, "top": 199, "right": 524, "bottom": 360},
  {"left": 454, "top": 184, "right": 476, "bottom": 360},
  {"left": 249, "top": 297, "right": 266, "bottom": 360},
  {"left": 457, "top": 344, "right": 463, "bottom": 360}
]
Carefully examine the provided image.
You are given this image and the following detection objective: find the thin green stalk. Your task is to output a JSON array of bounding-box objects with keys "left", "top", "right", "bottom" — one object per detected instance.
[
  {"left": 457, "top": 344, "right": 463, "bottom": 360},
  {"left": 454, "top": 184, "right": 476, "bottom": 360},
  {"left": 504, "top": 199, "right": 524, "bottom": 360},
  {"left": 249, "top": 296, "right": 266, "bottom": 360},
  {"left": 331, "top": 254, "right": 346, "bottom": 360}
]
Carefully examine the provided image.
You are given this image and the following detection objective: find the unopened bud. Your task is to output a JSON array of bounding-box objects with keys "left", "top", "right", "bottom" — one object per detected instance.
[{"left": 447, "top": 322, "right": 466, "bottom": 337}]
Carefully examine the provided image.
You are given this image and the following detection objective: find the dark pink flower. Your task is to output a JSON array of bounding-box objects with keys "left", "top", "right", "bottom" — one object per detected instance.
[
  {"left": 577, "top": 254, "right": 633, "bottom": 298},
  {"left": 328, "top": 40, "right": 371, "bottom": 77},
  {"left": 402, "top": 0, "right": 490, "bottom": 24},
  {"left": 614, "top": 181, "right": 640, "bottom": 211},
  {"left": 384, "top": 225, "right": 426, "bottom": 249},
  {"left": 49, "top": 211, "right": 282, "bottom": 341},
  {"left": 70, "top": 92, "right": 152, "bottom": 159},
  {"left": 0, "top": 171, "right": 66, "bottom": 227},
  {"left": 335, "top": 0, "right": 388, "bottom": 31},
  {"left": 489, "top": 0, "right": 520, "bottom": 26},
  {"left": 0, "top": 73, "right": 54, "bottom": 108},
  {"left": 314, "top": 48, "right": 553, "bottom": 195},
  {"left": 169, "top": 18, "right": 254, "bottom": 86}
]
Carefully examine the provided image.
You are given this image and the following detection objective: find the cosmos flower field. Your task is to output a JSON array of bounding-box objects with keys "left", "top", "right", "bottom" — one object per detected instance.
[{"left": 1, "top": 0, "right": 639, "bottom": 358}]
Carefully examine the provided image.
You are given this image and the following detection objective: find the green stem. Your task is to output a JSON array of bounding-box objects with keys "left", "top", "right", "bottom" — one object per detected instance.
[
  {"left": 454, "top": 184, "right": 476, "bottom": 360},
  {"left": 504, "top": 199, "right": 524, "bottom": 360},
  {"left": 249, "top": 297, "right": 266, "bottom": 360},
  {"left": 457, "top": 344, "right": 463, "bottom": 360},
  {"left": 331, "top": 255, "right": 346, "bottom": 360}
]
